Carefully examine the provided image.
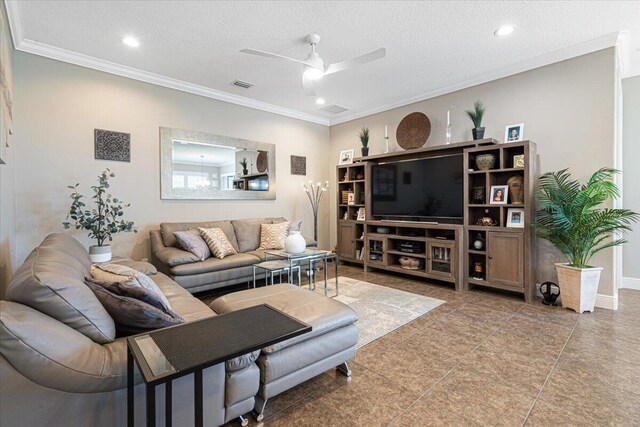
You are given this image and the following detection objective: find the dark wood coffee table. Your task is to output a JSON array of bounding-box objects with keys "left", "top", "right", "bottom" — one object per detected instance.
[{"left": 127, "top": 304, "right": 311, "bottom": 427}]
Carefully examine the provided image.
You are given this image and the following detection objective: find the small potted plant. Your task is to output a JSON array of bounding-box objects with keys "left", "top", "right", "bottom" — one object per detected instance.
[
  {"left": 240, "top": 158, "right": 249, "bottom": 175},
  {"left": 536, "top": 168, "right": 638, "bottom": 313},
  {"left": 63, "top": 169, "right": 136, "bottom": 262},
  {"left": 465, "top": 100, "right": 486, "bottom": 140},
  {"left": 358, "top": 126, "right": 370, "bottom": 157}
]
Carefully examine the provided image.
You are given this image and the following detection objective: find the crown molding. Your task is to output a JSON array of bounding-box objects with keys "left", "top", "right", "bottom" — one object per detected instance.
[
  {"left": 329, "top": 32, "right": 621, "bottom": 126},
  {"left": 4, "top": 0, "right": 23, "bottom": 48}
]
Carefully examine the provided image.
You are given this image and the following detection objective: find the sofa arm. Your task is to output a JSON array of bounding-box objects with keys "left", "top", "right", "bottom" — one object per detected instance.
[
  {"left": 0, "top": 301, "right": 132, "bottom": 393},
  {"left": 150, "top": 230, "right": 198, "bottom": 268},
  {"left": 304, "top": 236, "right": 318, "bottom": 247}
]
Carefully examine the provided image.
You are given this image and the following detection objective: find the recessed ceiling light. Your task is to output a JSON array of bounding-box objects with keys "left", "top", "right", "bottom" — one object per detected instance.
[
  {"left": 122, "top": 36, "right": 140, "bottom": 48},
  {"left": 494, "top": 25, "right": 515, "bottom": 37},
  {"left": 316, "top": 98, "right": 326, "bottom": 105}
]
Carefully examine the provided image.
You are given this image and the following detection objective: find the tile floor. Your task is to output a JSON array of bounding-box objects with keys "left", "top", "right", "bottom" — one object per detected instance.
[{"left": 217, "top": 265, "right": 640, "bottom": 427}]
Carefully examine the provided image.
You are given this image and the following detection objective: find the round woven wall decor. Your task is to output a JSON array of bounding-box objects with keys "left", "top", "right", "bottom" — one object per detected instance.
[
  {"left": 396, "top": 112, "right": 431, "bottom": 150},
  {"left": 256, "top": 151, "right": 268, "bottom": 173}
]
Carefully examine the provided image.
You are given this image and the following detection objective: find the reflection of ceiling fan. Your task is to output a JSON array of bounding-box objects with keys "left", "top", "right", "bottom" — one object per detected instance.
[{"left": 240, "top": 34, "right": 386, "bottom": 97}]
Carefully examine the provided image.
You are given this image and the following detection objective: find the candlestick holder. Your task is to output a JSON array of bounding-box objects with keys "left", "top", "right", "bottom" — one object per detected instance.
[
  {"left": 384, "top": 136, "right": 390, "bottom": 153},
  {"left": 446, "top": 123, "right": 452, "bottom": 145}
]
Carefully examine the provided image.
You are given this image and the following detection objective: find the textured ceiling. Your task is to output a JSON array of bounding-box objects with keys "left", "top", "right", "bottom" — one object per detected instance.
[{"left": 7, "top": 1, "right": 640, "bottom": 124}]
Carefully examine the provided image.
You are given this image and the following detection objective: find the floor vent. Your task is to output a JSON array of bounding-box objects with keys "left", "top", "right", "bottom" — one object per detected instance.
[
  {"left": 320, "top": 104, "right": 348, "bottom": 114},
  {"left": 232, "top": 79, "right": 254, "bottom": 89}
]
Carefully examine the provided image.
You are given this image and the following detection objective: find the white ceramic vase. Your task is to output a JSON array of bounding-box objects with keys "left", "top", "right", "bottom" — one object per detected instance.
[
  {"left": 284, "top": 231, "right": 306, "bottom": 254},
  {"left": 89, "top": 245, "right": 112, "bottom": 263},
  {"left": 555, "top": 263, "right": 602, "bottom": 313}
]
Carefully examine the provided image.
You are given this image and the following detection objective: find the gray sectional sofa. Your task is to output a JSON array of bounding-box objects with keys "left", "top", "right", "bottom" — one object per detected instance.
[
  {"left": 0, "top": 233, "right": 357, "bottom": 426},
  {"left": 150, "top": 217, "right": 316, "bottom": 293}
]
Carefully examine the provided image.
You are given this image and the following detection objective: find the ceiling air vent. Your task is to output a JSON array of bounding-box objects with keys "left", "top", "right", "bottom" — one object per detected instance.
[
  {"left": 232, "top": 79, "right": 254, "bottom": 89},
  {"left": 320, "top": 104, "right": 348, "bottom": 114}
]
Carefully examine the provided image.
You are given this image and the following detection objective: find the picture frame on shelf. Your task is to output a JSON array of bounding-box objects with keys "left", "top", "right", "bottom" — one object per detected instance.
[
  {"left": 347, "top": 192, "right": 355, "bottom": 205},
  {"left": 338, "top": 149, "right": 354, "bottom": 165},
  {"left": 513, "top": 154, "right": 525, "bottom": 168},
  {"left": 506, "top": 208, "right": 525, "bottom": 228},
  {"left": 356, "top": 207, "right": 366, "bottom": 221},
  {"left": 489, "top": 185, "right": 509, "bottom": 205},
  {"left": 504, "top": 123, "right": 524, "bottom": 143}
]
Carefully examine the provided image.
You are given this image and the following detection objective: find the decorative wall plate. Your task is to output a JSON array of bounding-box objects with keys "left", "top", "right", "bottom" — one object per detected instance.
[
  {"left": 396, "top": 112, "right": 431, "bottom": 150},
  {"left": 256, "top": 151, "right": 268, "bottom": 172}
]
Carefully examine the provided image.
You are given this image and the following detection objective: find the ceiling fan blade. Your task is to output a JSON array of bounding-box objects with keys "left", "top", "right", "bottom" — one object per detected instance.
[
  {"left": 302, "top": 75, "right": 317, "bottom": 97},
  {"left": 324, "top": 48, "right": 386, "bottom": 75},
  {"left": 240, "top": 48, "right": 314, "bottom": 66}
]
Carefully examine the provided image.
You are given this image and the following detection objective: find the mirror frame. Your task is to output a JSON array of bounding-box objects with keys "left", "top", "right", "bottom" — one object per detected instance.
[{"left": 160, "top": 126, "right": 276, "bottom": 200}]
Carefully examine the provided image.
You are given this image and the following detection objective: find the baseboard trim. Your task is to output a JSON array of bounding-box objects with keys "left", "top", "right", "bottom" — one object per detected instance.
[
  {"left": 621, "top": 277, "right": 640, "bottom": 290},
  {"left": 595, "top": 293, "right": 618, "bottom": 310}
]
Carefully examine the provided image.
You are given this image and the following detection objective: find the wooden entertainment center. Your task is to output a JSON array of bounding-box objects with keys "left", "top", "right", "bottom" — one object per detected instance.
[{"left": 336, "top": 138, "right": 537, "bottom": 302}]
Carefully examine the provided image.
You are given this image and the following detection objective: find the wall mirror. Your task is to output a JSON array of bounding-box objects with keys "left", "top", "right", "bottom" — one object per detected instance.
[{"left": 160, "top": 127, "right": 276, "bottom": 200}]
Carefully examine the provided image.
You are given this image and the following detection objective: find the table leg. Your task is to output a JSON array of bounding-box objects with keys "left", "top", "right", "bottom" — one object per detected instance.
[
  {"left": 323, "top": 257, "right": 328, "bottom": 296},
  {"left": 297, "top": 263, "right": 301, "bottom": 286},
  {"left": 252, "top": 266, "right": 256, "bottom": 289},
  {"left": 146, "top": 384, "right": 156, "bottom": 427},
  {"left": 194, "top": 370, "right": 203, "bottom": 427},
  {"left": 127, "top": 347, "right": 134, "bottom": 427},
  {"left": 165, "top": 381, "right": 172, "bottom": 427}
]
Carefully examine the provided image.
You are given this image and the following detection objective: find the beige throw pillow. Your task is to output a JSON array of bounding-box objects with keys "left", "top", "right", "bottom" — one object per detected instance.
[
  {"left": 200, "top": 227, "right": 238, "bottom": 259},
  {"left": 259, "top": 221, "right": 290, "bottom": 250}
]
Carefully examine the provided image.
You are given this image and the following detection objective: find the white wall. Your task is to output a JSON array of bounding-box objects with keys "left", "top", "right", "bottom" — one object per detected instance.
[
  {"left": 0, "top": 0, "right": 15, "bottom": 293},
  {"left": 622, "top": 75, "right": 640, "bottom": 281},
  {"left": 13, "top": 52, "right": 330, "bottom": 265},
  {"left": 329, "top": 48, "right": 618, "bottom": 298}
]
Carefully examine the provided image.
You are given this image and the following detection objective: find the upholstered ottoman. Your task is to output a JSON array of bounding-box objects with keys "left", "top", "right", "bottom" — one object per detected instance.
[{"left": 210, "top": 284, "right": 358, "bottom": 421}]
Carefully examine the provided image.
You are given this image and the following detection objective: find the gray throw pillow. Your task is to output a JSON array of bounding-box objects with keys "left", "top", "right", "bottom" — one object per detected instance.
[
  {"left": 111, "top": 260, "right": 158, "bottom": 275},
  {"left": 173, "top": 229, "right": 212, "bottom": 261},
  {"left": 85, "top": 278, "right": 184, "bottom": 335},
  {"left": 289, "top": 219, "right": 302, "bottom": 234}
]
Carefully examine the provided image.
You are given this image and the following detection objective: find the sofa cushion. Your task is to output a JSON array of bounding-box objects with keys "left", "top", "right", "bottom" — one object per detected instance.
[
  {"left": 258, "top": 222, "right": 290, "bottom": 250},
  {"left": 161, "top": 220, "right": 240, "bottom": 253},
  {"left": 210, "top": 284, "right": 358, "bottom": 353},
  {"left": 200, "top": 227, "right": 238, "bottom": 259},
  {"left": 4, "top": 233, "right": 115, "bottom": 344},
  {"left": 151, "top": 272, "right": 215, "bottom": 323},
  {"left": 231, "top": 218, "right": 283, "bottom": 253},
  {"left": 170, "top": 253, "right": 260, "bottom": 276},
  {"left": 90, "top": 264, "right": 172, "bottom": 313},
  {"left": 111, "top": 259, "right": 158, "bottom": 275},
  {"left": 173, "top": 229, "right": 211, "bottom": 261},
  {"left": 85, "top": 279, "right": 184, "bottom": 335}
]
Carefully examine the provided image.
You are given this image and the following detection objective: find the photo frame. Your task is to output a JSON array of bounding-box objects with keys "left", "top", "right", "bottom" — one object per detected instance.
[
  {"left": 489, "top": 185, "right": 509, "bottom": 205},
  {"left": 338, "top": 149, "right": 354, "bottom": 165},
  {"left": 347, "top": 192, "right": 355, "bottom": 205},
  {"left": 504, "top": 123, "right": 524, "bottom": 143},
  {"left": 506, "top": 208, "right": 525, "bottom": 228},
  {"left": 357, "top": 207, "right": 366, "bottom": 221}
]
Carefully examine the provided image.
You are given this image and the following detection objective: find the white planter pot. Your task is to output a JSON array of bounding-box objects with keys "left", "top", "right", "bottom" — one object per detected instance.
[
  {"left": 284, "top": 231, "right": 306, "bottom": 254},
  {"left": 89, "top": 245, "right": 112, "bottom": 263},
  {"left": 555, "top": 263, "right": 602, "bottom": 313}
]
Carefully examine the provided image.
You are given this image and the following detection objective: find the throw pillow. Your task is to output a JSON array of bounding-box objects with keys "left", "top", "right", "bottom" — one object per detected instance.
[
  {"left": 259, "top": 221, "right": 290, "bottom": 250},
  {"left": 90, "top": 264, "right": 172, "bottom": 313},
  {"left": 85, "top": 278, "right": 184, "bottom": 335},
  {"left": 173, "top": 229, "right": 211, "bottom": 261},
  {"left": 111, "top": 259, "right": 158, "bottom": 275},
  {"left": 199, "top": 227, "right": 238, "bottom": 259}
]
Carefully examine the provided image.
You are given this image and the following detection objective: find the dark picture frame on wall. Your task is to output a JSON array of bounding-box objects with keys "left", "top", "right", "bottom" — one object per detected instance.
[{"left": 94, "top": 129, "right": 131, "bottom": 162}]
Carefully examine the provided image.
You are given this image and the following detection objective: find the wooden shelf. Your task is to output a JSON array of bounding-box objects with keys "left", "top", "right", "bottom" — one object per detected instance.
[
  {"left": 468, "top": 249, "right": 486, "bottom": 255},
  {"left": 387, "top": 250, "right": 426, "bottom": 258},
  {"left": 468, "top": 204, "right": 525, "bottom": 208},
  {"left": 467, "top": 167, "right": 524, "bottom": 174},
  {"left": 338, "top": 179, "right": 366, "bottom": 184}
]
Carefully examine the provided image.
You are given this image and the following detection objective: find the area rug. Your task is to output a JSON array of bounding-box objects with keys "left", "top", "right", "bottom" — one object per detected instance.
[{"left": 313, "top": 277, "right": 445, "bottom": 348}]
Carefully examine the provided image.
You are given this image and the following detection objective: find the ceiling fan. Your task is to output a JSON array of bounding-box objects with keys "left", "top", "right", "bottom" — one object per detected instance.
[{"left": 240, "top": 34, "right": 386, "bottom": 97}]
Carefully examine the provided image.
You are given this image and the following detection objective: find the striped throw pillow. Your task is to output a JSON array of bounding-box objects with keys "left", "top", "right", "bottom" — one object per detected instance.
[
  {"left": 259, "top": 221, "right": 290, "bottom": 250},
  {"left": 199, "top": 227, "right": 238, "bottom": 259}
]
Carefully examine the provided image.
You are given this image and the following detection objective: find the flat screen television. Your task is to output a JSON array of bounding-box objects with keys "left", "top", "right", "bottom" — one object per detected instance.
[{"left": 371, "top": 154, "right": 463, "bottom": 222}]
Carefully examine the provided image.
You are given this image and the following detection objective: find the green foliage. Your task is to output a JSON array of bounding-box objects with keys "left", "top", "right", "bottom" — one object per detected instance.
[
  {"left": 535, "top": 168, "right": 638, "bottom": 268},
  {"left": 358, "top": 126, "right": 370, "bottom": 148},
  {"left": 62, "top": 169, "right": 136, "bottom": 246},
  {"left": 465, "top": 100, "right": 486, "bottom": 128},
  {"left": 240, "top": 157, "right": 248, "bottom": 170}
]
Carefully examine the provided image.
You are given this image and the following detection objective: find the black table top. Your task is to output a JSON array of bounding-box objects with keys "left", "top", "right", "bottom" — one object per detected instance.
[{"left": 127, "top": 304, "right": 311, "bottom": 385}]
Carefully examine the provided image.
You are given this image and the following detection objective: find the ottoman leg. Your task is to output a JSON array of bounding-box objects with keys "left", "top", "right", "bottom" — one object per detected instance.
[
  {"left": 238, "top": 415, "right": 249, "bottom": 427},
  {"left": 252, "top": 396, "right": 267, "bottom": 422},
  {"left": 336, "top": 362, "right": 351, "bottom": 377}
]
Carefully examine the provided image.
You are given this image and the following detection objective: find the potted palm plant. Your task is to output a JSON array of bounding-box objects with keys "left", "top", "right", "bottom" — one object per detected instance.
[
  {"left": 358, "top": 126, "right": 370, "bottom": 156},
  {"left": 536, "top": 168, "right": 638, "bottom": 313},
  {"left": 63, "top": 169, "right": 136, "bottom": 262},
  {"left": 240, "top": 158, "right": 249, "bottom": 175},
  {"left": 465, "top": 100, "right": 486, "bottom": 140}
]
